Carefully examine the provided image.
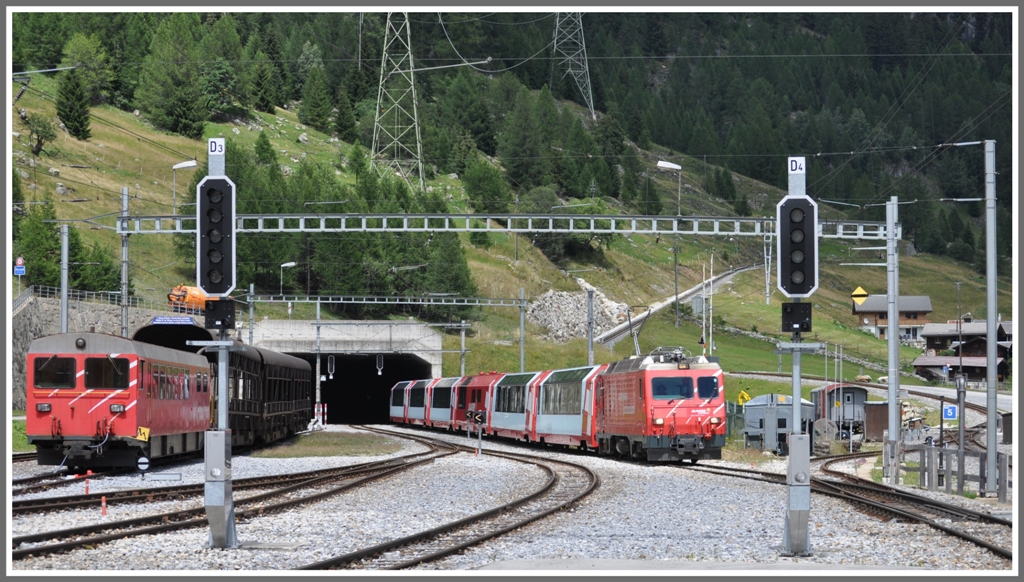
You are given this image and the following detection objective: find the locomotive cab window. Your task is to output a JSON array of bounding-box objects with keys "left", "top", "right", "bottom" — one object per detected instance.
[
  {"left": 697, "top": 376, "right": 719, "bottom": 399},
  {"left": 33, "top": 356, "right": 76, "bottom": 389},
  {"left": 84, "top": 357, "right": 129, "bottom": 389},
  {"left": 650, "top": 377, "right": 694, "bottom": 400}
]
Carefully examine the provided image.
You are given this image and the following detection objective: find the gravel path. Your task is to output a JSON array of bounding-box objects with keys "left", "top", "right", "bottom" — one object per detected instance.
[{"left": 9, "top": 425, "right": 1013, "bottom": 572}]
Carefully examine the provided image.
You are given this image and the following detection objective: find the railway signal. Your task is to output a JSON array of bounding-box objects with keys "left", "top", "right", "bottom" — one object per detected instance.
[
  {"left": 776, "top": 194, "right": 818, "bottom": 298},
  {"left": 196, "top": 176, "right": 236, "bottom": 297}
]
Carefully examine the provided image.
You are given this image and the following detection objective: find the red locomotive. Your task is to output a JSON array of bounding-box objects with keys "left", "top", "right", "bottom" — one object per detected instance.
[
  {"left": 25, "top": 329, "right": 312, "bottom": 470},
  {"left": 389, "top": 347, "right": 726, "bottom": 463},
  {"left": 596, "top": 347, "right": 725, "bottom": 462}
]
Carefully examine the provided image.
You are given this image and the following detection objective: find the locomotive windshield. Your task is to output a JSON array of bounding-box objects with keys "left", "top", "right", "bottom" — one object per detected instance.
[
  {"left": 33, "top": 356, "right": 76, "bottom": 389},
  {"left": 85, "top": 357, "right": 130, "bottom": 389},
  {"left": 651, "top": 377, "right": 693, "bottom": 400},
  {"left": 697, "top": 376, "right": 719, "bottom": 399}
]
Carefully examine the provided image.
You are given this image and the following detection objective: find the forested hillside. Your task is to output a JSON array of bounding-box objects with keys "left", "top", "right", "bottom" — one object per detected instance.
[{"left": 10, "top": 12, "right": 1013, "bottom": 323}]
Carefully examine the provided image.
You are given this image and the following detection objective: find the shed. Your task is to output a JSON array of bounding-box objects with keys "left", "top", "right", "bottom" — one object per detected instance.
[
  {"left": 864, "top": 401, "right": 891, "bottom": 442},
  {"left": 742, "top": 393, "right": 814, "bottom": 456},
  {"left": 810, "top": 383, "right": 868, "bottom": 431}
]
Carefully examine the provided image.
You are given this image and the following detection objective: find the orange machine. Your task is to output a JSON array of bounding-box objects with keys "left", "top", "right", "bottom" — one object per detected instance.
[{"left": 167, "top": 285, "right": 207, "bottom": 313}]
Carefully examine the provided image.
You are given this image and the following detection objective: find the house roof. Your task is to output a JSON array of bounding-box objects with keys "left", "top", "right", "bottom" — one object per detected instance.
[
  {"left": 853, "top": 295, "right": 932, "bottom": 313},
  {"left": 920, "top": 321, "right": 1012, "bottom": 338},
  {"left": 911, "top": 355, "right": 1005, "bottom": 368}
]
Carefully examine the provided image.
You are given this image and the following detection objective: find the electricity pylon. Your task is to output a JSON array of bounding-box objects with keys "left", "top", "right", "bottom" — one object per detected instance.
[
  {"left": 552, "top": 12, "right": 596, "bottom": 120},
  {"left": 371, "top": 12, "right": 425, "bottom": 192}
]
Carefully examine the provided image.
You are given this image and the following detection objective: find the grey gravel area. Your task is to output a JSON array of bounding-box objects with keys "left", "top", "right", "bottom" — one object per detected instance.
[{"left": 9, "top": 424, "right": 1014, "bottom": 572}]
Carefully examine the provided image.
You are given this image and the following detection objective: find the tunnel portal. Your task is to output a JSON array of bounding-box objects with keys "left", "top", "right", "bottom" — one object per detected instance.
[{"left": 298, "top": 353, "right": 431, "bottom": 424}]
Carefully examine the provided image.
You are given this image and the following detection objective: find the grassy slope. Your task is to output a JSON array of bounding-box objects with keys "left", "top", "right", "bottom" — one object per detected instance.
[{"left": 12, "top": 76, "right": 1013, "bottom": 401}]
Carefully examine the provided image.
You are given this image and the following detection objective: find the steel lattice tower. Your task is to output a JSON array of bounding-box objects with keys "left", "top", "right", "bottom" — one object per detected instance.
[
  {"left": 371, "top": 12, "right": 425, "bottom": 192},
  {"left": 552, "top": 12, "right": 596, "bottom": 120}
]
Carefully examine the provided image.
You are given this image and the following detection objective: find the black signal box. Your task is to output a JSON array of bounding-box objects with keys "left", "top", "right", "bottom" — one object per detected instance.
[
  {"left": 782, "top": 302, "right": 812, "bottom": 333},
  {"left": 205, "top": 299, "right": 236, "bottom": 330}
]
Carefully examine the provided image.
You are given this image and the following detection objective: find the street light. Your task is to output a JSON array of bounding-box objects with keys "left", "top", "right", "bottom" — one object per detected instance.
[
  {"left": 172, "top": 160, "right": 198, "bottom": 215},
  {"left": 280, "top": 261, "right": 296, "bottom": 296},
  {"left": 657, "top": 160, "right": 682, "bottom": 216}
]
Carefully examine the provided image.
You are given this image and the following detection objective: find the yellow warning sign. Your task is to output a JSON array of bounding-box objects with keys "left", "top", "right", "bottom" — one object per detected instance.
[
  {"left": 852, "top": 286, "right": 869, "bottom": 305},
  {"left": 136, "top": 426, "right": 150, "bottom": 442},
  {"left": 737, "top": 390, "right": 751, "bottom": 405}
]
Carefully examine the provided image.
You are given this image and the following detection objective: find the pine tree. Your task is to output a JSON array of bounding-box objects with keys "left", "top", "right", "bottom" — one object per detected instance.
[
  {"left": 299, "top": 65, "right": 331, "bottom": 132},
  {"left": 334, "top": 85, "right": 358, "bottom": 143},
  {"left": 497, "top": 88, "right": 546, "bottom": 190},
  {"left": 56, "top": 69, "right": 91, "bottom": 140},
  {"left": 251, "top": 51, "right": 278, "bottom": 114}
]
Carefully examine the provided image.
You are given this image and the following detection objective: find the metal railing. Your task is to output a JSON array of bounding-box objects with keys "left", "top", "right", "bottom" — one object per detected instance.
[{"left": 11, "top": 285, "right": 169, "bottom": 313}]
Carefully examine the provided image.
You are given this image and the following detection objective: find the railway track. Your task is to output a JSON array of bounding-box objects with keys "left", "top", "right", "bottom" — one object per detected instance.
[
  {"left": 297, "top": 426, "right": 599, "bottom": 571},
  {"left": 684, "top": 452, "right": 1011, "bottom": 561},
  {"left": 12, "top": 452, "right": 37, "bottom": 463},
  {"left": 11, "top": 469, "right": 127, "bottom": 496},
  {"left": 11, "top": 430, "right": 455, "bottom": 560}
]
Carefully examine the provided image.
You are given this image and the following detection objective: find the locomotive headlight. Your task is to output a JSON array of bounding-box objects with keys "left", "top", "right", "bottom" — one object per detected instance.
[
  {"left": 653, "top": 418, "right": 665, "bottom": 426},
  {"left": 110, "top": 404, "right": 126, "bottom": 413},
  {"left": 709, "top": 417, "right": 721, "bottom": 424},
  {"left": 36, "top": 403, "right": 51, "bottom": 412}
]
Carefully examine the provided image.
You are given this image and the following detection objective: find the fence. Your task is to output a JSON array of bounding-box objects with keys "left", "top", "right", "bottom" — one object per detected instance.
[
  {"left": 725, "top": 401, "right": 744, "bottom": 441},
  {"left": 12, "top": 285, "right": 171, "bottom": 313},
  {"left": 904, "top": 443, "right": 1012, "bottom": 504}
]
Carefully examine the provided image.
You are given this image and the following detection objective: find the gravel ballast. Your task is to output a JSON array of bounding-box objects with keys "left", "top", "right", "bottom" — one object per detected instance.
[{"left": 9, "top": 424, "right": 1013, "bottom": 572}]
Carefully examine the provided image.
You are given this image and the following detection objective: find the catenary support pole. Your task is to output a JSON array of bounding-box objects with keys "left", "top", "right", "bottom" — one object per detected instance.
[
  {"left": 519, "top": 287, "right": 525, "bottom": 372},
  {"left": 886, "top": 196, "right": 901, "bottom": 485},
  {"left": 60, "top": 224, "right": 68, "bottom": 333},
  {"left": 587, "top": 288, "right": 595, "bottom": 365},
  {"left": 120, "top": 187, "right": 129, "bottom": 338},
  {"left": 983, "top": 140, "right": 998, "bottom": 495}
]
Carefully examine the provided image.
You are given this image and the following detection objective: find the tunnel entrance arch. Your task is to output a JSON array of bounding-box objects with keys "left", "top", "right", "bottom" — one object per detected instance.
[{"left": 302, "top": 353, "right": 431, "bottom": 424}]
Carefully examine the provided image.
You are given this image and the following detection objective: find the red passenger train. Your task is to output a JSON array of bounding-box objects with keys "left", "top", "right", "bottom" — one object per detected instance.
[
  {"left": 389, "top": 347, "right": 726, "bottom": 463},
  {"left": 25, "top": 331, "right": 312, "bottom": 470}
]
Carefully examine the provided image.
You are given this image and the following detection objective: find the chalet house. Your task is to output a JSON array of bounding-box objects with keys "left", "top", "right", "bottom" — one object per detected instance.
[
  {"left": 920, "top": 320, "right": 1013, "bottom": 357},
  {"left": 852, "top": 295, "right": 932, "bottom": 341},
  {"left": 913, "top": 319, "right": 1013, "bottom": 385}
]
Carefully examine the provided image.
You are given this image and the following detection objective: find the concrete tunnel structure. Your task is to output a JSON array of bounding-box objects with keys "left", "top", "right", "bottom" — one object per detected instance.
[
  {"left": 134, "top": 319, "right": 441, "bottom": 425},
  {"left": 248, "top": 319, "right": 441, "bottom": 424}
]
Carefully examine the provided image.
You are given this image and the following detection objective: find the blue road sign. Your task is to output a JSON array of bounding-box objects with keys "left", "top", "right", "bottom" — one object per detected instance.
[
  {"left": 13, "top": 265, "right": 25, "bottom": 276},
  {"left": 151, "top": 316, "right": 196, "bottom": 325},
  {"left": 942, "top": 404, "right": 958, "bottom": 421}
]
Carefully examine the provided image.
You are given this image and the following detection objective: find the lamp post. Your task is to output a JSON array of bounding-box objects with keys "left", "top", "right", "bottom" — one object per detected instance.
[
  {"left": 280, "top": 261, "right": 296, "bottom": 296},
  {"left": 172, "top": 160, "right": 198, "bottom": 215},
  {"left": 657, "top": 160, "right": 682, "bottom": 216}
]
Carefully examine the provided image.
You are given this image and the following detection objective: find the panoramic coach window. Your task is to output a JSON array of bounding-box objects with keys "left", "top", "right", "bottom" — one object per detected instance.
[
  {"left": 432, "top": 387, "right": 452, "bottom": 409},
  {"left": 697, "top": 376, "right": 719, "bottom": 399},
  {"left": 410, "top": 382, "right": 426, "bottom": 407},
  {"left": 651, "top": 377, "right": 694, "bottom": 400},
  {"left": 391, "top": 387, "right": 405, "bottom": 407},
  {"left": 33, "top": 356, "right": 76, "bottom": 389},
  {"left": 85, "top": 357, "right": 129, "bottom": 390}
]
